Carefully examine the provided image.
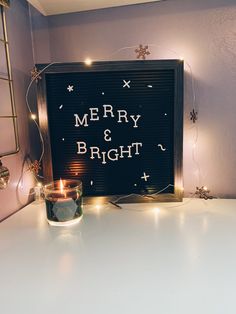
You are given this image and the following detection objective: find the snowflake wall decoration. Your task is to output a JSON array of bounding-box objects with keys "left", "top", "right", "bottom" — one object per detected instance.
[
  {"left": 0, "top": 159, "right": 10, "bottom": 190},
  {"left": 195, "top": 186, "right": 213, "bottom": 200},
  {"left": 135, "top": 44, "right": 151, "bottom": 60},
  {"left": 29, "top": 160, "right": 41, "bottom": 176},
  {"left": 31, "top": 66, "right": 42, "bottom": 83},
  {"left": 190, "top": 109, "right": 198, "bottom": 123},
  {"left": 0, "top": 0, "right": 10, "bottom": 8}
]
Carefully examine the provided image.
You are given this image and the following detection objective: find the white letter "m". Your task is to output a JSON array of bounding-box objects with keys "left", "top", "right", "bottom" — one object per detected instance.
[{"left": 74, "top": 114, "right": 89, "bottom": 127}]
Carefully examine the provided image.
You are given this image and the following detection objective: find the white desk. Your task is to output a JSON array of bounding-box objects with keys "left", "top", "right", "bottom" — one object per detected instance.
[{"left": 0, "top": 199, "right": 236, "bottom": 314}]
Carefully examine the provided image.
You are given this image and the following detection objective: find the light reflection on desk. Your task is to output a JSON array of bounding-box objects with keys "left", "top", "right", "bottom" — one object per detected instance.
[
  {"left": 202, "top": 216, "right": 209, "bottom": 234},
  {"left": 58, "top": 252, "right": 75, "bottom": 276},
  {"left": 179, "top": 211, "right": 185, "bottom": 229},
  {"left": 153, "top": 207, "right": 160, "bottom": 228}
]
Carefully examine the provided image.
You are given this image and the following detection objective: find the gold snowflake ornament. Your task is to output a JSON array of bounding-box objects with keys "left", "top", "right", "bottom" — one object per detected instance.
[
  {"left": 31, "top": 66, "right": 42, "bottom": 83},
  {"left": 29, "top": 160, "right": 41, "bottom": 176},
  {"left": 0, "top": 0, "right": 10, "bottom": 8},
  {"left": 195, "top": 186, "right": 213, "bottom": 200},
  {"left": 135, "top": 44, "right": 151, "bottom": 60}
]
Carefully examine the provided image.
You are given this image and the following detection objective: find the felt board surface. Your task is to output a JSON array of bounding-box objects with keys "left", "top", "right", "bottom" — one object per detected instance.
[{"left": 37, "top": 61, "right": 183, "bottom": 202}]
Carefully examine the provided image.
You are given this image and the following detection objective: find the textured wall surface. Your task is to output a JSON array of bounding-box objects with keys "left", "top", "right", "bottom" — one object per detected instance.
[
  {"left": 0, "top": 0, "right": 36, "bottom": 221},
  {"left": 34, "top": 0, "right": 236, "bottom": 198},
  {"left": 29, "top": 4, "right": 51, "bottom": 63},
  {"left": 1, "top": 0, "right": 236, "bottom": 221}
]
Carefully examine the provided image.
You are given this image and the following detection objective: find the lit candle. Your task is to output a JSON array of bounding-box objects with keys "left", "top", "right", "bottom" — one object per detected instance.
[{"left": 44, "top": 179, "right": 83, "bottom": 226}]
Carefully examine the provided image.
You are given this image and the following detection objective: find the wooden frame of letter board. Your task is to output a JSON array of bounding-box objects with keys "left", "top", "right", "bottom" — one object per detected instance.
[{"left": 37, "top": 60, "right": 183, "bottom": 204}]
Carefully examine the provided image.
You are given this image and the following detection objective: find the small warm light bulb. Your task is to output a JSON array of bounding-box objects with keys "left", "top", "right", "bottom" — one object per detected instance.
[
  {"left": 84, "top": 58, "right": 92, "bottom": 66},
  {"left": 37, "top": 182, "right": 42, "bottom": 187},
  {"left": 31, "top": 113, "right": 37, "bottom": 120},
  {"left": 203, "top": 186, "right": 208, "bottom": 191}
]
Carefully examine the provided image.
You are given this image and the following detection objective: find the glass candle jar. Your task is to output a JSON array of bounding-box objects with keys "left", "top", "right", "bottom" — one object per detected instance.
[{"left": 44, "top": 179, "right": 83, "bottom": 226}]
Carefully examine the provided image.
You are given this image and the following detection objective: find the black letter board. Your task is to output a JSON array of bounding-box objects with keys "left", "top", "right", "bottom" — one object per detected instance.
[{"left": 37, "top": 60, "right": 183, "bottom": 203}]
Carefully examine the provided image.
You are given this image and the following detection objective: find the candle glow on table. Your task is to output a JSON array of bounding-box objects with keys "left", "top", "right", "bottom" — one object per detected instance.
[{"left": 44, "top": 179, "right": 83, "bottom": 226}]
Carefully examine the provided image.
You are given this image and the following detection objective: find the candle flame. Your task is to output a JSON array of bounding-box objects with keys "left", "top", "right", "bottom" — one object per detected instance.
[{"left": 60, "top": 178, "right": 64, "bottom": 193}]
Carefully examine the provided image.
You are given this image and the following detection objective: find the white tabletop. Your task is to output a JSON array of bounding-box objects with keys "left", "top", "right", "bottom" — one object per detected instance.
[{"left": 1, "top": 198, "right": 236, "bottom": 314}]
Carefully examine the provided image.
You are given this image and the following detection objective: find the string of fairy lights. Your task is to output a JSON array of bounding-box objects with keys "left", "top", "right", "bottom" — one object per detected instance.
[{"left": 16, "top": 43, "right": 214, "bottom": 206}]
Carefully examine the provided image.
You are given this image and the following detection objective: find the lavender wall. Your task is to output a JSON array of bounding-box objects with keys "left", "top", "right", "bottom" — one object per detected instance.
[
  {"left": 29, "top": 4, "right": 51, "bottom": 64},
  {"left": 33, "top": 0, "right": 236, "bottom": 198},
  {"left": 0, "top": 0, "right": 36, "bottom": 221},
  {"left": 1, "top": 0, "right": 235, "bottom": 221}
]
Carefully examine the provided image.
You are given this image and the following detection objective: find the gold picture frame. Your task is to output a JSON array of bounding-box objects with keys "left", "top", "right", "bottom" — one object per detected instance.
[{"left": 36, "top": 60, "right": 183, "bottom": 203}]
